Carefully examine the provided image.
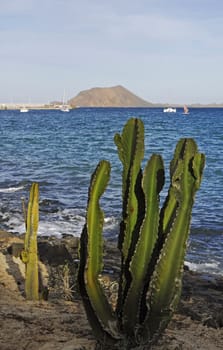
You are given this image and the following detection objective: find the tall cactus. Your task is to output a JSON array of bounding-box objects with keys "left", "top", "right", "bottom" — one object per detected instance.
[
  {"left": 21, "top": 183, "right": 39, "bottom": 301},
  {"left": 78, "top": 118, "right": 205, "bottom": 349}
]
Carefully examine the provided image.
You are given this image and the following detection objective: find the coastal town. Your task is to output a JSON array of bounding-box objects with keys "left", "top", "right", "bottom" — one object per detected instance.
[{"left": 0, "top": 103, "right": 73, "bottom": 111}]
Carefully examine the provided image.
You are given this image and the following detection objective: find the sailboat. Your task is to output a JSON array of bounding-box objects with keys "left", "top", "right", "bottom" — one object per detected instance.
[
  {"left": 183, "top": 105, "right": 189, "bottom": 115},
  {"left": 60, "top": 90, "right": 70, "bottom": 112}
]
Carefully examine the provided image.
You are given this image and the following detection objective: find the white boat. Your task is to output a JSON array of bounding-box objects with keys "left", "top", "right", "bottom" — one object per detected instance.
[
  {"left": 20, "top": 106, "right": 29, "bottom": 113},
  {"left": 163, "top": 107, "right": 176, "bottom": 113},
  {"left": 60, "top": 105, "right": 70, "bottom": 112},
  {"left": 183, "top": 105, "right": 189, "bottom": 114}
]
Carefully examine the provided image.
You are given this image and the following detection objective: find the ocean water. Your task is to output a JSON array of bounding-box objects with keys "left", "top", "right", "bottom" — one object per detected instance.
[{"left": 0, "top": 107, "right": 222, "bottom": 275}]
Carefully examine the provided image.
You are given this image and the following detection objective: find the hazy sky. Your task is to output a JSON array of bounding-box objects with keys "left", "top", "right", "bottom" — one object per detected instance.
[{"left": 1, "top": 0, "right": 223, "bottom": 104}]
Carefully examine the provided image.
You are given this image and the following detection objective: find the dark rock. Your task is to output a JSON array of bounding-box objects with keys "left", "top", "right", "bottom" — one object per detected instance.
[
  {"left": 38, "top": 241, "right": 73, "bottom": 266},
  {"left": 7, "top": 242, "right": 24, "bottom": 257}
]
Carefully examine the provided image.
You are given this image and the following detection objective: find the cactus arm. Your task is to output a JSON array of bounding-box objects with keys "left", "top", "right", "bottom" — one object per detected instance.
[
  {"left": 159, "top": 138, "right": 188, "bottom": 237},
  {"left": 78, "top": 160, "right": 119, "bottom": 343},
  {"left": 114, "top": 118, "right": 144, "bottom": 257},
  {"left": 145, "top": 139, "right": 205, "bottom": 337},
  {"left": 122, "top": 155, "right": 165, "bottom": 333},
  {"left": 24, "top": 183, "right": 39, "bottom": 301},
  {"left": 114, "top": 118, "right": 145, "bottom": 319},
  {"left": 158, "top": 139, "right": 203, "bottom": 240},
  {"left": 86, "top": 161, "right": 109, "bottom": 281}
]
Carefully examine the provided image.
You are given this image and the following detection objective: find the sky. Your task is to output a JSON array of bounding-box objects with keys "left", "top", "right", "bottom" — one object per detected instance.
[{"left": 1, "top": 0, "right": 223, "bottom": 104}]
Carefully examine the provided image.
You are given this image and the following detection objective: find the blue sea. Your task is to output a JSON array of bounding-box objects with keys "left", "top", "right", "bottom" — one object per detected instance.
[{"left": 0, "top": 107, "right": 222, "bottom": 275}]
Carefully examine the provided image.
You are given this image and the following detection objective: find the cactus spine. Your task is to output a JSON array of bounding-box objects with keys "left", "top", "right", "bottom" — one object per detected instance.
[
  {"left": 21, "top": 183, "right": 39, "bottom": 300},
  {"left": 78, "top": 118, "right": 205, "bottom": 349}
]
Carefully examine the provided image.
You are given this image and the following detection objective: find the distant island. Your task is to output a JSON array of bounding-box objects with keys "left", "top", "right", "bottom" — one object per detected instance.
[
  {"left": 68, "top": 85, "right": 153, "bottom": 108},
  {"left": 68, "top": 85, "right": 223, "bottom": 108}
]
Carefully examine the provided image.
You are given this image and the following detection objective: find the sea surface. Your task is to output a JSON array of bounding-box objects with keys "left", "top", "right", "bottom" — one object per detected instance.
[{"left": 0, "top": 107, "right": 222, "bottom": 275}]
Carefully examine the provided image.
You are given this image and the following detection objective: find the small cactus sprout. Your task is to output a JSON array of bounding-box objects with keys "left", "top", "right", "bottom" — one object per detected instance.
[
  {"left": 78, "top": 118, "right": 205, "bottom": 349},
  {"left": 21, "top": 183, "right": 39, "bottom": 300}
]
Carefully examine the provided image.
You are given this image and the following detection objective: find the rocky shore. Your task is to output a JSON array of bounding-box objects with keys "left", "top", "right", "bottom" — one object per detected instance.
[{"left": 0, "top": 230, "right": 223, "bottom": 349}]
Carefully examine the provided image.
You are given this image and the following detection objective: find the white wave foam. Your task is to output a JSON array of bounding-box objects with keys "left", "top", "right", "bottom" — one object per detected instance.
[
  {"left": 7, "top": 207, "right": 84, "bottom": 237},
  {"left": 35, "top": 215, "right": 118, "bottom": 238},
  {"left": 185, "top": 260, "right": 222, "bottom": 275},
  {"left": 7, "top": 204, "right": 118, "bottom": 239},
  {"left": 8, "top": 209, "right": 119, "bottom": 239},
  {"left": 38, "top": 220, "right": 83, "bottom": 237},
  {"left": 103, "top": 216, "right": 119, "bottom": 237},
  {"left": 11, "top": 219, "right": 84, "bottom": 238},
  {"left": 0, "top": 185, "right": 25, "bottom": 193}
]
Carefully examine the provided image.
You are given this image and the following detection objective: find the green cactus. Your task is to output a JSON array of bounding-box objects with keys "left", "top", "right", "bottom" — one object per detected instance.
[
  {"left": 78, "top": 118, "right": 205, "bottom": 349},
  {"left": 21, "top": 183, "right": 39, "bottom": 301}
]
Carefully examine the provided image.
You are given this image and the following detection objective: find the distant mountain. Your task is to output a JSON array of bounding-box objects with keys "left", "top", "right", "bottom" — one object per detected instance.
[{"left": 68, "top": 85, "right": 153, "bottom": 107}]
